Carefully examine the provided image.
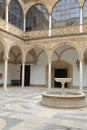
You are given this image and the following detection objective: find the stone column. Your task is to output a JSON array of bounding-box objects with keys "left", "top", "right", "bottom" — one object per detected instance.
[
  {"left": 80, "top": 57, "right": 83, "bottom": 92},
  {"left": 48, "top": 14, "right": 52, "bottom": 36},
  {"left": 48, "top": 58, "right": 52, "bottom": 89},
  {"left": 21, "top": 61, "right": 25, "bottom": 88},
  {"left": 80, "top": 7, "right": 83, "bottom": 33},
  {"left": 6, "top": 4, "right": 9, "bottom": 31},
  {"left": 4, "top": 57, "right": 8, "bottom": 91},
  {"left": 23, "top": 16, "right": 26, "bottom": 32}
]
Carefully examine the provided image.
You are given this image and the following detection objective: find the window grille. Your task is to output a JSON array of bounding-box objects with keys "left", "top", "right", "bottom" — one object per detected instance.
[
  {"left": 52, "top": 0, "right": 80, "bottom": 28},
  {"left": 26, "top": 4, "right": 49, "bottom": 31},
  {"left": 9, "top": 0, "right": 23, "bottom": 30},
  {"left": 0, "top": 0, "right": 5, "bottom": 19},
  {"left": 83, "top": 0, "right": 87, "bottom": 24}
]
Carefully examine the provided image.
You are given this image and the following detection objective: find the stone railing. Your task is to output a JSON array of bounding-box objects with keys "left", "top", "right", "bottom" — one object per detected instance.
[
  {"left": 8, "top": 23, "right": 23, "bottom": 38},
  {"left": 52, "top": 25, "right": 79, "bottom": 36},
  {"left": 0, "top": 18, "right": 7, "bottom": 30},
  {"left": 24, "top": 25, "right": 80, "bottom": 39},
  {"left": 24, "top": 29, "right": 48, "bottom": 39},
  {"left": 0, "top": 18, "right": 87, "bottom": 39},
  {"left": 83, "top": 24, "right": 87, "bottom": 33},
  {"left": 0, "top": 18, "right": 23, "bottom": 38}
]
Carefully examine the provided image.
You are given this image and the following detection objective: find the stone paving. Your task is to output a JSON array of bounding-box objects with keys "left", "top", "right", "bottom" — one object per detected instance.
[{"left": 0, "top": 87, "right": 87, "bottom": 130}]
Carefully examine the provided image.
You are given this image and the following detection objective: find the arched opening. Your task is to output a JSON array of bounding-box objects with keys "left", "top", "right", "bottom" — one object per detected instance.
[
  {"left": 0, "top": 40, "right": 5, "bottom": 87},
  {"left": 25, "top": 47, "right": 48, "bottom": 87},
  {"left": 83, "top": 0, "right": 87, "bottom": 24},
  {"left": 9, "top": 0, "right": 23, "bottom": 30},
  {"left": 26, "top": 4, "right": 49, "bottom": 31},
  {"left": 52, "top": 0, "right": 80, "bottom": 28},
  {"left": 0, "top": 0, "right": 6, "bottom": 20},
  {"left": 83, "top": 48, "right": 87, "bottom": 88},
  {"left": 51, "top": 45, "right": 79, "bottom": 88},
  {"left": 8, "top": 45, "right": 22, "bottom": 86}
]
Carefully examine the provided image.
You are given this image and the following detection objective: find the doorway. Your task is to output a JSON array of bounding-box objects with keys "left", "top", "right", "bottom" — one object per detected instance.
[
  {"left": 20, "top": 65, "right": 30, "bottom": 86},
  {"left": 55, "top": 68, "right": 67, "bottom": 88}
]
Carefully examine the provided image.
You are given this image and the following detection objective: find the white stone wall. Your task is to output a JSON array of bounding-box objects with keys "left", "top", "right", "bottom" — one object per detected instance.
[
  {"left": 0, "top": 63, "right": 4, "bottom": 85},
  {"left": 61, "top": 49, "right": 80, "bottom": 86},
  {"left": 30, "top": 53, "right": 48, "bottom": 85},
  {"left": 7, "top": 64, "right": 20, "bottom": 84}
]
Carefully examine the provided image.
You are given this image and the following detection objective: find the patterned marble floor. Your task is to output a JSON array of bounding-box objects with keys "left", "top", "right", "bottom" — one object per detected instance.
[{"left": 0, "top": 87, "right": 87, "bottom": 130}]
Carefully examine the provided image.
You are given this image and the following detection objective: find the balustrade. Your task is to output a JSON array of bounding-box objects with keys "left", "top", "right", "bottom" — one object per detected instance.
[
  {"left": 0, "top": 18, "right": 23, "bottom": 38},
  {"left": 25, "top": 29, "right": 48, "bottom": 39},
  {"left": 1, "top": 18, "right": 87, "bottom": 39},
  {"left": 83, "top": 24, "right": 87, "bottom": 33},
  {"left": 52, "top": 25, "right": 79, "bottom": 36}
]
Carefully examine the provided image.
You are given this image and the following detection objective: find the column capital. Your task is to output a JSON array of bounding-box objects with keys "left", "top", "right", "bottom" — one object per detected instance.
[
  {"left": 6, "top": 1, "right": 9, "bottom": 6},
  {"left": 3, "top": 56, "right": 9, "bottom": 60},
  {"left": 23, "top": 14, "right": 26, "bottom": 19},
  {"left": 22, "top": 59, "right": 25, "bottom": 64},
  {"left": 48, "top": 57, "right": 52, "bottom": 62},
  {"left": 49, "top": 13, "right": 51, "bottom": 16},
  {"left": 22, "top": 56, "right": 26, "bottom": 64},
  {"left": 79, "top": 56, "right": 84, "bottom": 61},
  {"left": 22, "top": 61, "right": 25, "bottom": 64}
]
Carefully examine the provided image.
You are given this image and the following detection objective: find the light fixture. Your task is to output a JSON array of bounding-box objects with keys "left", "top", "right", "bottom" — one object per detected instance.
[{"left": 76, "top": 59, "right": 80, "bottom": 71}]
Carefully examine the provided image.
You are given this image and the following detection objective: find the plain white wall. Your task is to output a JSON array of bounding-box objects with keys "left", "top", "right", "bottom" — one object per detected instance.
[
  {"left": 0, "top": 63, "right": 4, "bottom": 84},
  {"left": 30, "top": 53, "right": 48, "bottom": 85}
]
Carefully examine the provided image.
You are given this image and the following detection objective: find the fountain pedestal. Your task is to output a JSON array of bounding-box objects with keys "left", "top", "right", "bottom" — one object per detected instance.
[
  {"left": 55, "top": 78, "right": 72, "bottom": 95},
  {"left": 41, "top": 78, "right": 86, "bottom": 108}
]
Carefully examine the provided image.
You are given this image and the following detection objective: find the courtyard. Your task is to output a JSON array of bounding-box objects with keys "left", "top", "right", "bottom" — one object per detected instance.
[{"left": 0, "top": 87, "right": 87, "bottom": 130}]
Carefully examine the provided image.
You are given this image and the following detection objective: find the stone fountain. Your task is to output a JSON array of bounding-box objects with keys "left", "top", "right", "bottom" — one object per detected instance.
[{"left": 41, "top": 78, "right": 86, "bottom": 108}]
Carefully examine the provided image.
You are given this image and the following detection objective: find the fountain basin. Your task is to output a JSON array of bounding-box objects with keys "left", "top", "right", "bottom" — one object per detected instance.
[{"left": 41, "top": 90, "right": 86, "bottom": 108}]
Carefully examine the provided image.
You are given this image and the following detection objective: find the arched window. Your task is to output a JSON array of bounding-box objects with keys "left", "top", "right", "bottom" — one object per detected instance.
[
  {"left": 52, "top": 0, "right": 80, "bottom": 28},
  {"left": 26, "top": 4, "right": 49, "bottom": 31},
  {"left": 0, "top": 0, "right": 5, "bottom": 20},
  {"left": 83, "top": 0, "right": 87, "bottom": 24},
  {"left": 9, "top": 0, "right": 23, "bottom": 30}
]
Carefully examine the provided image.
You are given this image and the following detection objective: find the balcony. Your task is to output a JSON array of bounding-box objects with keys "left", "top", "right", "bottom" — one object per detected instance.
[
  {"left": 0, "top": 18, "right": 87, "bottom": 40},
  {"left": 24, "top": 29, "right": 49, "bottom": 39},
  {"left": 52, "top": 25, "right": 79, "bottom": 36},
  {"left": 0, "top": 18, "right": 23, "bottom": 38}
]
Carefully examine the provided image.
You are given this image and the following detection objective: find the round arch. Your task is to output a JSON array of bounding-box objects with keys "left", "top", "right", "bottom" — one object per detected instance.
[
  {"left": 51, "top": 42, "right": 80, "bottom": 57},
  {"left": 8, "top": 0, "right": 23, "bottom": 30},
  {"left": 51, "top": 0, "right": 60, "bottom": 14},
  {"left": 0, "top": 37, "right": 7, "bottom": 49},
  {"left": 51, "top": 0, "right": 80, "bottom": 28},
  {"left": 8, "top": 43, "right": 24, "bottom": 61},
  {"left": 25, "top": 44, "right": 49, "bottom": 87},
  {"left": 26, "top": 2, "right": 49, "bottom": 15},
  {"left": 83, "top": 0, "right": 87, "bottom": 6},
  {"left": 0, "top": 0, "right": 6, "bottom": 20},
  {"left": 7, "top": 43, "right": 24, "bottom": 87},
  {"left": 50, "top": 42, "right": 80, "bottom": 88},
  {"left": 81, "top": 44, "right": 87, "bottom": 65},
  {"left": 25, "top": 45, "right": 49, "bottom": 60},
  {"left": 8, "top": 0, "right": 23, "bottom": 8},
  {"left": 8, "top": 0, "right": 25, "bottom": 18},
  {"left": 51, "top": 0, "right": 80, "bottom": 14},
  {"left": 82, "top": 44, "right": 87, "bottom": 56},
  {"left": 26, "top": 3, "right": 49, "bottom": 31},
  {"left": 0, "top": 37, "right": 7, "bottom": 59},
  {"left": 83, "top": 0, "right": 87, "bottom": 25}
]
